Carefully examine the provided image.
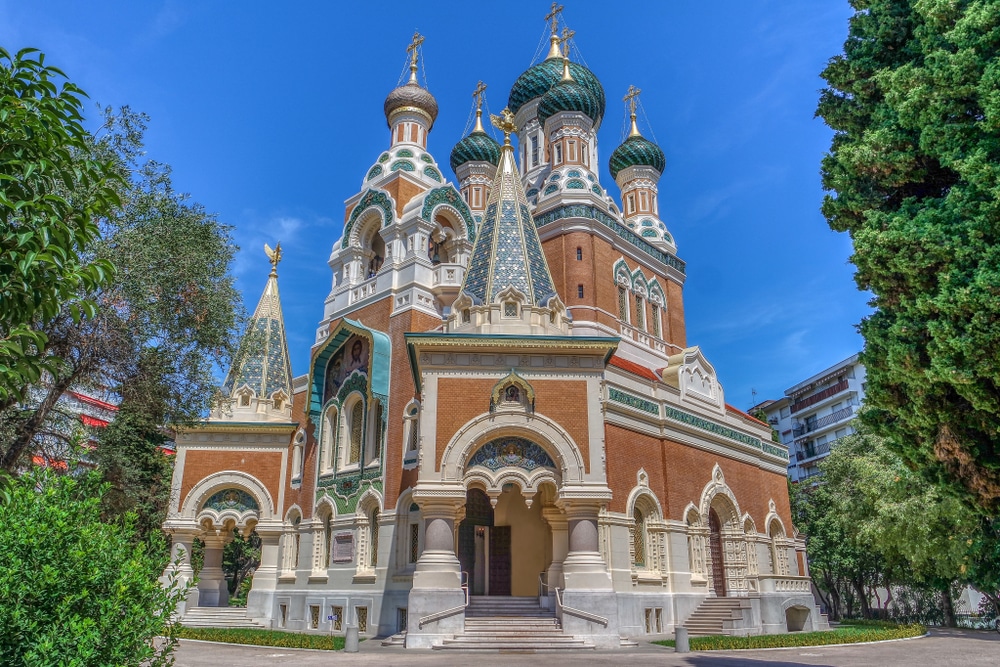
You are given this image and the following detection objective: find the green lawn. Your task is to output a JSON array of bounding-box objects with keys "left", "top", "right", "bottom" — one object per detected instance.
[
  {"left": 177, "top": 626, "right": 346, "bottom": 650},
  {"left": 653, "top": 621, "right": 926, "bottom": 651}
]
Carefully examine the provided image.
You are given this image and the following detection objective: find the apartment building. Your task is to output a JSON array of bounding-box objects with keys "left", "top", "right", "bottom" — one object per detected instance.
[{"left": 753, "top": 354, "right": 867, "bottom": 482}]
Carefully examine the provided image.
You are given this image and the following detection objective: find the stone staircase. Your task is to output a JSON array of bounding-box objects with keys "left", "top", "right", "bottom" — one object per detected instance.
[
  {"left": 433, "top": 596, "right": 595, "bottom": 651},
  {"left": 682, "top": 597, "right": 752, "bottom": 636},
  {"left": 180, "top": 606, "right": 268, "bottom": 629}
]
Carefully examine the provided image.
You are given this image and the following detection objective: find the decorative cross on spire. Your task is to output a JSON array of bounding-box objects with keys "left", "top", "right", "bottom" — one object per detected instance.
[
  {"left": 545, "top": 3, "right": 564, "bottom": 35},
  {"left": 472, "top": 80, "right": 487, "bottom": 133},
  {"left": 624, "top": 85, "right": 642, "bottom": 137},
  {"left": 490, "top": 107, "right": 517, "bottom": 146},
  {"left": 559, "top": 26, "right": 575, "bottom": 59},
  {"left": 406, "top": 31, "right": 425, "bottom": 83}
]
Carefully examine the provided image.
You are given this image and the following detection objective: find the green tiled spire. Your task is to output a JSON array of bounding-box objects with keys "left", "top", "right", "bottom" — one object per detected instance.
[
  {"left": 222, "top": 244, "right": 293, "bottom": 401},
  {"left": 459, "top": 109, "right": 558, "bottom": 307}
]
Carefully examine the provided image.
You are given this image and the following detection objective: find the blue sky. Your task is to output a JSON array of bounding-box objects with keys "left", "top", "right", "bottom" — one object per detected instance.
[{"left": 1, "top": 1, "right": 868, "bottom": 409}]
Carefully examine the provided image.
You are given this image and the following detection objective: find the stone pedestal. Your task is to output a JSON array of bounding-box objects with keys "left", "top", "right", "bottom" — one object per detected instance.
[
  {"left": 558, "top": 501, "right": 620, "bottom": 647},
  {"left": 406, "top": 496, "right": 465, "bottom": 648},
  {"left": 160, "top": 528, "right": 200, "bottom": 615},
  {"left": 197, "top": 533, "right": 230, "bottom": 607},
  {"left": 542, "top": 507, "right": 568, "bottom": 590},
  {"left": 246, "top": 526, "right": 282, "bottom": 620}
]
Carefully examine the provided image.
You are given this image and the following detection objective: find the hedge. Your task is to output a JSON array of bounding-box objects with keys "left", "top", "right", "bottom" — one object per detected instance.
[
  {"left": 177, "top": 627, "right": 345, "bottom": 650},
  {"left": 653, "top": 622, "right": 926, "bottom": 651}
]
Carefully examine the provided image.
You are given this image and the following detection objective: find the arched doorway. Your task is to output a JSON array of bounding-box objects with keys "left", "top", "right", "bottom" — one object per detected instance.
[
  {"left": 457, "top": 486, "right": 552, "bottom": 597},
  {"left": 708, "top": 508, "right": 727, "bottom": 597}
]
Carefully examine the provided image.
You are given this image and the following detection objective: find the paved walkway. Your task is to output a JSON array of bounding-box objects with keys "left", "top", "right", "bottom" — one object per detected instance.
[{"left": 173, "top": 628, "right": 999, "bottom": 666}]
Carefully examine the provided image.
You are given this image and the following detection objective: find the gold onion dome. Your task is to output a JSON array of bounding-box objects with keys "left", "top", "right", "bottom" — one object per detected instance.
[{"left": 384, "top": 81, "right": 439, "bottom": 129}]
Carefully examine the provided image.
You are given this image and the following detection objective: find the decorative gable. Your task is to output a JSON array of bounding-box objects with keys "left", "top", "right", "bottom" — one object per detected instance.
[{"left": 660, "top": 346, "right": 725, "bottom": 413}]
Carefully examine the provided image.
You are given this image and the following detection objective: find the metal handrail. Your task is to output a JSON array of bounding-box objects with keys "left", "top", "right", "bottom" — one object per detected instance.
[
  {"left": 418, "top": 571, "right": 469, "bottom": 628},
  {"left": 538, "top": 573, "right": 609, "bottom": 627}
]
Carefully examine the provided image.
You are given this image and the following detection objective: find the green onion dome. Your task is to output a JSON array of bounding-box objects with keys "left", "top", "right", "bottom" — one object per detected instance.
[
  {"left": 508, "top": 58, "right": 606, "bottom": 124},
  {"left": 609, "top": 134, "right": 666, "bottom": 180},
  {"left": 537, "top": 77, "right": 602, "bottom": 127},
  {"left": 450, "top": 130, "right": 502, "bottom": 172},
  {"left": 384, "top": 81, "right": 439, "bottom": 129}
]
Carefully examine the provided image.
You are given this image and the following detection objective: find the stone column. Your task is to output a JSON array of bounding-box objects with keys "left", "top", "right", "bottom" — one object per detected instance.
[
  {"left": 307, "top": 519, "right": 328, "bottom": 581},
  {"left": 542, "top": 507, "right": 568, "bottom": 590},
  {"left": 406, "top": 495, "right": 465, "bottom": 648},
  {"left": 160, "top": 527, "right": 200, "bottom": 614},
  {"left": 246, "top": 525, "right": 282, "bottom": 619},
  {"left": 197, "top": 532, "right": 230, "bottom": 607}
]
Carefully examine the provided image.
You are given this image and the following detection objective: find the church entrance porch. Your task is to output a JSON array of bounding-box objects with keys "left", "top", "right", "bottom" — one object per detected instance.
[{"left": 458, "top": 486, "right": 551, "bottom": 597}]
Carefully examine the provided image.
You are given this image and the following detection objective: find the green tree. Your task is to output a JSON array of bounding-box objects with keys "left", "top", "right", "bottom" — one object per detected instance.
[
  {"left": 817, "top": 1, "right": 1000, "bottom": 510},
  {"left": 0, "top": 107, "right": 242, "bottom": 473},
  {"left": 795, "top": 424, "right": 979, "bottom": 623},
  {"left": 0, "top": 47, "right": 117, "bottom": 405},
  {"left": 0, "top": 470, "right": 183, "bottom": 666}
]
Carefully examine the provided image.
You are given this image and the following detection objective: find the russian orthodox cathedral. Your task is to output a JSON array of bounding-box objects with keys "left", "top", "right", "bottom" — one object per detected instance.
[{"left": 163, "top": 10, "right": 825, "bottom": 648}]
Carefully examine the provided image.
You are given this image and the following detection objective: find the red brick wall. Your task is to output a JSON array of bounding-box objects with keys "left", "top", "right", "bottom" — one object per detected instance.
[
  {"left": 605, "top": 423, "right": 792, "bottom": 529},
  {"left": 180, "top": 449, "right": 283, "bottom": 512}
]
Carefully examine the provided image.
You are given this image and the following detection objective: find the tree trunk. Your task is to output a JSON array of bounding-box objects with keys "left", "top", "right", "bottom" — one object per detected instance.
[
  {"left": 0, "top": 368, "right": 81, "bottom": 472},
  {"left": 941, "top": 585, "right": 956, "bottom": 628}
]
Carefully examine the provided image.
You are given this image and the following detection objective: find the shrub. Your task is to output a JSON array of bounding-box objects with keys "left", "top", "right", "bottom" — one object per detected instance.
[
  {"left": 177, "top": 627, "right": 345, "bottom": 650},
  {"left": 0, "top": 471, "right": 182, "bottom": 666},
  {"left": 654, "top": 622, "right": 926, "bottom": 651}
]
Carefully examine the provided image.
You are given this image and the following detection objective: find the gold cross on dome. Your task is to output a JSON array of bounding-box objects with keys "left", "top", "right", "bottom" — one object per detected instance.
[
  {"left": 559, "top": 27, "right": 575, "bottom": 59},
  {"left": 624, "top": 85, "right": 642, "bottom": 116},
  {"left": 407, "top": 31, "right": 425, "bottom": 68},
  {"left": 472, "top": 80, "right": 487, "bottom": 109},
  {"left": 545, "top": 3, "right": 564, "bottom": 35}
]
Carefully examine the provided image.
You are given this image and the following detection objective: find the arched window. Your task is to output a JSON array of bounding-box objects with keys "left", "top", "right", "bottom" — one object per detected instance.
[
  {"left": 651, "top": 304, "right": 661, "bottom": 338},
  {"left": 635, "top": 295, "right": 645, "bottom": 330},
  {"left": 370, "top": 509, "right": 380, "bottom": 568},
  {"left": 576, "top": 246, "right": 583, "bottom": 261},
  {"left": 349, "top": 400, "right": 364, "bottom": 465},
  {"left": 365, "top": 398, "right": 383, "bottom": 466},
  {"left": 618, "top": 285, "right": 629, "bottom": 321},
  {"left": 321, "top": 406, "right": 338, "bottom": 473},
  {"left": 632, "top": 507, "right": 646, "bottom": 567}
]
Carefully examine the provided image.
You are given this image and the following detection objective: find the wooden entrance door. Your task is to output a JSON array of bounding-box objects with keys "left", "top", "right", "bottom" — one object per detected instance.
[
  {"left": 708, "top": 508, "right": 727, "bottom": 597},
  {"left": 489, "top": 526, "right": 512, "bottom": 596}
]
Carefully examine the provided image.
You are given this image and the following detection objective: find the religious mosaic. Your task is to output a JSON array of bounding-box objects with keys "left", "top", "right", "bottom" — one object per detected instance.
[
  {"left": 467, "top": 437, "right": 556, "bottom": 472},
  {"left": 323, "top": 334, "right": 370, "bottom": 406},
  {"left": 203, "top": 488, "right": 259, "bottom": 513}
]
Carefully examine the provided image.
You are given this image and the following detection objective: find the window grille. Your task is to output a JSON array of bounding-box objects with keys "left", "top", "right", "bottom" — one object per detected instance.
[
  {"left": 409, "top": 523, "right": 419, "bottom": 563},
  {"left": 349, "top": 401, "right": 363, "bottom": 463},
  {"left": 632, "top": 508, "right": 646, "bottom": 567},
  {"left": 618, "top": 286, "right": 628, "bottom": 321},
  {"left": 356, "top": 607, "right": 368, "bottom": 633},
  {"left": 635, "top": 296, "right": 645, "bottom": 330},
  {"left": 332, "top": 605, "right": 343, "bottom": 631},
  {"left": 370, "top": 509, "right": 380, "bottom": 567},
  {"left": 651, "top": 304, "right": 661, "bottom": 337}
]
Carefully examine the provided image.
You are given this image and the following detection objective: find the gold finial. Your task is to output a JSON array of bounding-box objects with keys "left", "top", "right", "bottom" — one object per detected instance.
[
  {"left": 264, "top": 242, "right": 282, "bottom": 276},
  {"left": 490, "top": 107, "right": 517, "bottom": 146},
  {"left": 559, "top": 27, "right": 575, "bottom": 81},
  {"left": 545, "top": 3, "right": 564, "bottom": 35},
  {"left": 472, "top": 80, "right": 487, "bottom": 133},
  {"left": 624, "top": 85, "right": 642, "bottom": 137},
  {"left": 406, "top": 31, "right": 425, "bottom": 84},
  {"left": 545, "top": 3, "right": 564, "bottom": 59}
]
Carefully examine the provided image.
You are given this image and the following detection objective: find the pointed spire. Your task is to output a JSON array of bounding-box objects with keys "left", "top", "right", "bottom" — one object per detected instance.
[
  {"left": 624, "top": 85, "right": 642, "bottom": 137},
  {"left": 221, "top": 244, "right": 293, "bottom": 411},
  {"left": 458, "top": 108, "right": 558, "bottom": 307}
]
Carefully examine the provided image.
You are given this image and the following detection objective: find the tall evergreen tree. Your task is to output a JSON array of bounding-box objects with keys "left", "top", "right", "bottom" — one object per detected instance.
[{"left": 817, "top": 0, "right": 1000, "bottom": 510}]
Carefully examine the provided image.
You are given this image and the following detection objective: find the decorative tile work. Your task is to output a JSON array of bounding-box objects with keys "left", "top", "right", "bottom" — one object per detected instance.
[
  {"left": 549, "top": 172, "right": 562, "bottom": 181},
  {"left": 664, "top": 406, "right": 788, "bottom": 460},
  {"left": 538, "top": 78, "right": 602, "bottom": 125},
  {"left": 641, "top": 219, "right": 654, "bottom": 227},
  {"left": 204, "top": 488, "right": 259, "bottom": 513},
  {"left": 450, "top": 131, "right": 501, "bottom": 170},
  {"left": 508, "top": 58, "right": 606, "bottom": 120},
  {"left": 462, "top": 202, "right": 497, "bottom": 302},
  {"left": 468, "top": 437, "right": 555, "bottom": 472},
  {"left": 223, "top": 273, "right": 293, "bottom": 401},
  {"left": 566, "top": 178, "right": 586, "bottom": 189},
  {"left": 421, "top": 186, "right": 476, "bottom": 242},
  {"left": 366, "top": 165, "right": 383, "bottom": 181},
  {"left": 396, "top": 149, "right": 415, "bottom": 158},
  {"left": 390, "top": 160, "right": 415, "bottom": 172},
  {"left": 544, "top": 184, "right": 559, "bottom": 195},
  {"left": 591, "top": 184, "right": 602, "bottom": 195},
  {"left": 608, "top": 387, "right": 660, "bottom": 415},
  {"left": 534, "top": 204, "right": 686, "bottom": 274},
  {"left": 642, "top": 229, "right": 658, "bottom": 238},
  {"left": 341, "top": 190, "right": 394, "bottom": 248},
  {"left": 419, "top": 153, "right": 434, "bottom": 164},
  {"left": 378, "top": 152, "right": 390, "bottom": 164},
  {"left": 609, "top": 134, "right": 666, "bottom": 179},
  {"left": 567, "top": 170, "right": 582, "bottom": 178},
  {"left": 526, "top": 188, "right": 539, "bottom": 198},
  {"left": 423, "top": 165, "right": 442, "bottom": 182},
  {"left": 521, "top": 203, "right": 555, "bottom": 301}
]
